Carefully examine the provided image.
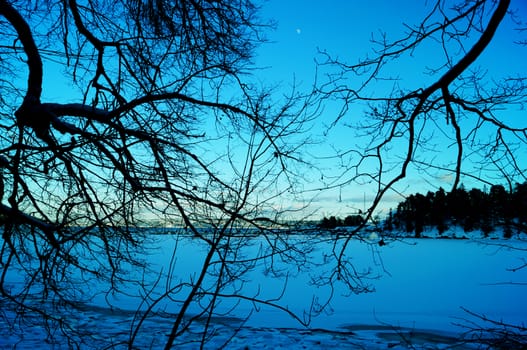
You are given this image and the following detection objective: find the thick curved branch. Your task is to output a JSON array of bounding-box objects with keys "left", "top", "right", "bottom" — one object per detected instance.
[
  {"left": 0, "top": 204, "right": 59, "bottom": 248},
  {"left": 430, "top": 0, "right": 510, "bottom": 91},
  {"left": 387, "top": 0, "right": 510, "bottom": 188},
  {"left": 44, "top": 103, "right": 110, "bottom": 120},
  {"left": 334, "top": 0, "right": 512, "bottom": 274},
  {"left": 0, "top": 0, "right": 43, "bottom": 103}
]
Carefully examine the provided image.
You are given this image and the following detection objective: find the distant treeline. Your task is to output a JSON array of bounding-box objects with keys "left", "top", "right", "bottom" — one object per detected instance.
[
  {"left": 319, "top": 214, "right": 364, "bottom": 229},
  {"left": 389, "top": 182, "right": 527, "bottom": 237},
  {"left": 320, "top": 182, "right": 527, "bottom": 238}
]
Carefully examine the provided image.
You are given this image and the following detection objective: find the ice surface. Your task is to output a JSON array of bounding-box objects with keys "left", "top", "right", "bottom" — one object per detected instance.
[{"left": 1, "top": 232, "right": 526, "bottom": 348}]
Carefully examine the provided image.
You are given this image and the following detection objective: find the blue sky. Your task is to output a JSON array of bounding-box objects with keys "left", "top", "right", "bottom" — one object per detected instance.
[
  {"left": 257, "top": 0, "right": 526, "bottom": 86},
  {"left": 250, "top": 0, "right": 527, "bottom": 217},
  {"left": 36, "top": 1, "right": 526, "bottom": 220}
]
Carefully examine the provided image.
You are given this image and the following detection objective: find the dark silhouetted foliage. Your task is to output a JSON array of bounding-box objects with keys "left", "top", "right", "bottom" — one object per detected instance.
[
  {"left": 319, "top": 214, "right": 363, "bottom": 229},
  {"left": 391, "top": 182, "right": 527, "bottom": 237}
]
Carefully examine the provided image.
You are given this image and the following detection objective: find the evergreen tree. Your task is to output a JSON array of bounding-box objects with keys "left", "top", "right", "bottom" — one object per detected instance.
[
  {"left": 431, "top": 188, "right": 448, "bottom": 234},
  {"left": 448, "top": 186, "right": 470, "bottom": 229},
  {"left": 489, "top": 184, "right": 508, "bottom": 225},
  {"left": 466, "top": 188, "right": 486, "bottom": 232},
  {"left": 384, "top": 209, "right": 394, "bottom": 232},
  {"left": 512, "top": 182, "right": 527, "bottom": 229}
]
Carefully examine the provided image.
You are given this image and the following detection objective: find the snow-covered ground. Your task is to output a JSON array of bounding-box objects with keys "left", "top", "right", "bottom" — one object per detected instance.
[{"left": 1, "top": 231, "right": 526, "bottom": 349}]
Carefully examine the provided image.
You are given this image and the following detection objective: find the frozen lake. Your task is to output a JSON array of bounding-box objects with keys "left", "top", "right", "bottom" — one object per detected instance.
[{"left": 1, "top": 232, "right": 526, "bottom": 348}]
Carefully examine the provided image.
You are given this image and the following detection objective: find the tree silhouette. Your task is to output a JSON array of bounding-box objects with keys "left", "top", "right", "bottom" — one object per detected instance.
[
  {"left": 512, "top": 182, "right": 527, "bottom": 229},
  {"left": 384, "top": 209, "right": 394, "bottom": 232},
  {"left": 0, "top": 1, "right": 317, "bottom": 348},
  {"left": 490, "top": 185, "right": 507, "bottom": 223},
  {"left": 449, "top": 186, "right": 471, "bottom": 230},
  {"left": 1, "top": 0, "right": 526, "bottom": 347},
  {"left": 466, "top": 188, "right": 486, "bottom": 232},
  {"left": 391, "top": 183, "right": 527, "bottom": 237},
  {"left": 319, "top": 214, "right": 364, "bottom": 229},
  {"left": 317, "top": 0, "right": 526, "bottom": 267},
  {"left": 431, "top": 188, "right": 448, "bottom": 234},
  {"left": 344, "top": 214, "right": 364, "bottom": 227}
]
